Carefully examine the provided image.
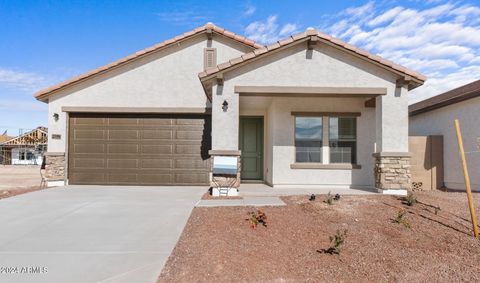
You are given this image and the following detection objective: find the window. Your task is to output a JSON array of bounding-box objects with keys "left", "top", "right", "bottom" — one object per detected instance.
[
  {"left": 26, "top": 151, "right": 35, "bottom": 160},
  {"left": 293, "top": 114, "right": 358, "bottom": 165},
  {"left": 18, "top": 151, "right": 26, "bottom": 160},
  {"left": 295, "top": 117, "right": 322, "bottom": 162},
  {"left": 329, "top": 117, "right": 357, "bottom": 164}
]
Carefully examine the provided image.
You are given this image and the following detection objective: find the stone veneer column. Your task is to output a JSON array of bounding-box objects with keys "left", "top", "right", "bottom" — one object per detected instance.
[
  {"left": 44, "top": 152, "right": 66, "bottom": 184},
  {"left": 373, "top": 152, "right": 411, "bottom": 193}
]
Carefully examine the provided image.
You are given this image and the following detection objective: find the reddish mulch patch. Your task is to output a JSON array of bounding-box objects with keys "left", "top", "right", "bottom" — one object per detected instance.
[
  {"left": 158, "top": 191, "right": 480, "bottom": 282},
  {"left": 0, "top": 186, "right": 45, "bottom": 200}
]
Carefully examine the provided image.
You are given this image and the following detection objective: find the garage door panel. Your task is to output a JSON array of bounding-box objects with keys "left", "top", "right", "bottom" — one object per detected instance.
[
  {"left": 107, "top": 159, "right": 138, "bottom": 169},
  {"left": 176, "top": 130, "right": 204, "bottom": 140},
  {"left": 174, "top": 173, "right": 208, "bottom": 184},
  {"left": 108, "top": 130, "right": 139, "bottom": 140},
  {"left": 175, "top": 159, "right": 209, "bottom": 170},
  {"left": 107, "top": 173, "right": 138, "bottom": 183},
  {"left": 141, "top": 144, "right": 173, "bottom": 154},
  {"left": 74, "top": 158, "right": 105, "bottom": 169},
  {"left": 68, "top": 113, "right": 211, "bottom": 186},
  {"left": 142, "top": 130, "right": 173, "bottom": 140},
  {"left": 107, "top": 118, "right": 140, "bottom": 125},
  {"left": 107, "top": 144, "right": 139, "bottom": 154},
  {"left": 71, "top": 172, "right": 106, "bottom": 184},
  {"left": 143, "top": 118, "right": 173, "bottom": 126},
  {"left": 140, "top": 173, "right": 173, "bottom": 184},
  {"left": 74, "top": 129, "right": 105, "bottom": 140},
  {"left": 74, "top": 144, "right": 105, "bottom": 154},
  {"left": 141, "top": 159, "right": 172, "bottom": 169},
  {"left": 72, "top": 117, "right": 107, "bottom": 125}
]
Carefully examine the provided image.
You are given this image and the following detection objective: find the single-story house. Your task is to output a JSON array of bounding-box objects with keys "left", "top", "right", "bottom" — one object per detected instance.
[
  {"left": 0, "top": 127, "right": 48, "bottom": 165},
  {"left": 410, "top": 80, "right": 480, "bottom": 191},
  {"left": 34, "top": 23, "right": 425, "bottom": 194}
]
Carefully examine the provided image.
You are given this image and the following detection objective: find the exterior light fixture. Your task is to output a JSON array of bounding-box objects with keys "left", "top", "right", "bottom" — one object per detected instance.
[
  {"left": 53, "top": 113, "right": 59, "bottom": 122},
  {"left": 222, "top": 100, "right": 228, "bottom": 112}
]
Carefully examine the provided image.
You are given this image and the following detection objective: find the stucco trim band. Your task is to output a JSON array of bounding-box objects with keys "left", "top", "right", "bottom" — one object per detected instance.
[
  {"left": 44, "top": 152, "right": 66, "bottom": 156},
  {"left": 208, "top": 150, "right": 242, "bottom": 156},
  {"left": 234, "top": 86, "right": 387, "bottom": 97},
  {"left": 372, "top": 152, "right": 412, "bottom": 157},
  {"left": 290, "top": 163, "right": 362, "bottom": 169},
  {"left": 291, "top": 112, "right": 361, "bottom": 117},
  {"left": 61, "top": 107, "right": 212, "bottom": 114}
]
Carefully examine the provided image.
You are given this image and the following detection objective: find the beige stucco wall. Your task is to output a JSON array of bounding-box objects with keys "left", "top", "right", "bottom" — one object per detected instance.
[
  {"left": 410, "top": 96, "right": 480, "bottom": 191},
  {"left": 46, "top": 35, "right": 253, "bottom": 152},
  {"left": 212, "top": 42, "right": 410, "bottom": 187}
]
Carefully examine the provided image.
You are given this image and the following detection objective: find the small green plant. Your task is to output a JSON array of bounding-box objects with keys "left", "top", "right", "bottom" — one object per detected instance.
[
  {"left": 403, "top": 193, "right": 417, "bottom": 206},
  {"left": 319, "top": 229, "right": 347, "bottom": 255},
  {"left": 393, "top": 208, "right": 411, "bottom": 228},
  {"left": 247, "top": 209, "right": 267, "bottom": 229},
  {"left": 323, "top": 191, "right": 334, "bottom": 205}
]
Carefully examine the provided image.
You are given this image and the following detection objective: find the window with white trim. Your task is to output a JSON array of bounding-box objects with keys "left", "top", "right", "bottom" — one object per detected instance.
[
  {"left": 294, "top": 115, "right": 357, "bottom": 164},
  {"left": 295, "top": 117, "right": 322, "bottom": 162}
]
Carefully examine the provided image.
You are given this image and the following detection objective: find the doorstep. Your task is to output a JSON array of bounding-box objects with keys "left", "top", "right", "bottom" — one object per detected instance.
[{"left": 195, "top": 196, "right": 286, "bottom": 207}]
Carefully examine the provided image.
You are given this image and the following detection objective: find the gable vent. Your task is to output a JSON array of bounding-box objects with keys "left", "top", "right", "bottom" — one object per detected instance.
[{"left": 204, "top": 48, "right": 217, "bottom": 69}]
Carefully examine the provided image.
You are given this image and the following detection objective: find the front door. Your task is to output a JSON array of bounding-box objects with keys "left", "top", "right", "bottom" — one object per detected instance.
[{"left": 239, "top": 117, "right": 263, "bottom": 180}]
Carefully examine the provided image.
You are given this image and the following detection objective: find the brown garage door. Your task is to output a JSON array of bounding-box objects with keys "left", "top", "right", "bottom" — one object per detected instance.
[{"left": 68, "top": 113, "right": 211, "bottom": 185}]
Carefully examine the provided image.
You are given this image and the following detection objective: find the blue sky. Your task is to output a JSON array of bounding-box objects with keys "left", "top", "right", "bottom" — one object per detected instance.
[{"left": 1, "top": 0, "right": 479, "bottom": 134}]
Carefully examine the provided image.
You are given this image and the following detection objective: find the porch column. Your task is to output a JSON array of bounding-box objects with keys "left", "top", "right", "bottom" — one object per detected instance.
[
  {"left": 374, "top": 85, "right": 411, "bottom": 194},
  {"left": 210, "top": 83, "right": 241, "bottom": 189}
]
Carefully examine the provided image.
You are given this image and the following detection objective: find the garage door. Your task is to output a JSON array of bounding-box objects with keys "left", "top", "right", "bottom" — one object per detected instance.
[{"left": 68, "top": 113, "right": 211, "bottom": 185}]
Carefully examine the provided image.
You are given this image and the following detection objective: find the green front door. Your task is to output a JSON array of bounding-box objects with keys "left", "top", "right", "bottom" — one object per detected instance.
[{"left": 239, "top": 117, "right": 263, "bottom": 180}]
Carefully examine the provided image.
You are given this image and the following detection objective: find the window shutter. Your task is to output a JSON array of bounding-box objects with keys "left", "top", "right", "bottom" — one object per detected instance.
[{"left": 204, "top": 48, "right": 217, "bottom": 69}]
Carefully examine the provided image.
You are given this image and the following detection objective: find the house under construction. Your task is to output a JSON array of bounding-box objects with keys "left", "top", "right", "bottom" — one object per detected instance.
[{"left": 0, "top": 127, "right": 48, "bottom": 165}]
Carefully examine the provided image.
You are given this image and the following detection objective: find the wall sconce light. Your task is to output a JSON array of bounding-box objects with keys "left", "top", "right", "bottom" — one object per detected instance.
[
  {"left": 222, "top": 100, "right": 228, "bottom": 112},
  {"left": 53, "top": 113, "right": 59, "bottom": 122}
]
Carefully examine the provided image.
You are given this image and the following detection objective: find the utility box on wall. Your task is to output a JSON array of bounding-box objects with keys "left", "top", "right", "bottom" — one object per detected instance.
[{"left": 409, "top": 135, "right": 444, "bottom": 190}]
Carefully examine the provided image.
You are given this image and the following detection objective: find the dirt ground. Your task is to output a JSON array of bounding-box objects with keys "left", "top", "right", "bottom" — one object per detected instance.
[
  {"left": 158, "top": 191, "right": 480, "bottom": 282},
  {"left": 0, "top": 165, "right": 43, "bottom": 199}
]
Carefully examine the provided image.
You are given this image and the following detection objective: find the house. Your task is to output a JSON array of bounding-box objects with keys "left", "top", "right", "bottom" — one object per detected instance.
[
  {"left": 34, "top": 23, "right": 425, "bottom": 194},
  {"left": 410, "top": 80, "right": 480, "bottom": 191},
  {"left": 0, "top": 127, "right": 48, "bottom": 165}
]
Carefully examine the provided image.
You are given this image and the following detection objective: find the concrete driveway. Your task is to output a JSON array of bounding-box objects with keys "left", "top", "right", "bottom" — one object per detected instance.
[{"left": 0, "top": 186, "right": 205, "bottom": 283}]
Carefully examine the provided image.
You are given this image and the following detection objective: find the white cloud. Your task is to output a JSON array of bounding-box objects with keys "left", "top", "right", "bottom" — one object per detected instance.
[
  {"left": 319, "top": 1, "right": 480, "bottom": 103},
  {"left": 243, "top": 5, "right": 256, "bottom": 16},
  {"left": 245, "top": 16, "right": 300, "bottom": 44},
  {"left": 0, "top": 68, "right": 48, "bottom": 92}
]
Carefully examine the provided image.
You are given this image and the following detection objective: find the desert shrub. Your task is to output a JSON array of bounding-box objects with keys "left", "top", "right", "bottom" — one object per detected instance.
[
  {"left": 323, "top": 192, "right": 334, "bottom": 205},
  {"left": 403, "top": 193, "right": 417, "bottom": 206},
  {"left": 393, "top": 208, "right": 411, "bottom": 228},
  {"left": 319, "top": 229, "right": 347, "bottom": 255},
  {"left": 247, "top": 209, "right": 268, "bottom": 229}
]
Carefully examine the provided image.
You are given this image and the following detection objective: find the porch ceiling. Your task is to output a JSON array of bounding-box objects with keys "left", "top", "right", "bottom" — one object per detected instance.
[{"left": 234, "top": 86, "right": 387, "bottom": 98}]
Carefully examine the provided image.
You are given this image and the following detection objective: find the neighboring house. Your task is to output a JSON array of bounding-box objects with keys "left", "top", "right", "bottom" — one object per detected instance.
[
  {"left": 34, "top": 23, "right": 425, "bottom": 194},
  {"left": 0, "top": 127, "right": 48, "bottom": 165},
  {"left": 410, "top": 80, "right": 480, "bottom": 191}
]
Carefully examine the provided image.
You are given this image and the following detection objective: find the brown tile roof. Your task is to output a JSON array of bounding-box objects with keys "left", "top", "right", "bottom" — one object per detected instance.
[
  {"left": 199, "top": 28, "right": 426, "bottom": 85},
  {"left": 409, "top": 80, "right": 480, "bottom": 116},
  {"left": 34, "top": 23, "right": 263, "bottom": 101}
]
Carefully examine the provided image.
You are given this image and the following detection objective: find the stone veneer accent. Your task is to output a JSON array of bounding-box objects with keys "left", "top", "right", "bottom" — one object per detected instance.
[
  {"left": 44, "top": 153, "right": 66, "bottom": 181},
  {"left": 208, "top": 150, "right": 241, "bottom": 188},
  {"left": 373, "top": 153, "right": 412, "bottom": 191}
]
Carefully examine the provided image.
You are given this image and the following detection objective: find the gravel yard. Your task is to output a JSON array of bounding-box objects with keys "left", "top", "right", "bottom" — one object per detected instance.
[
  {"left": 158, "top": 191, "right": 480, "bottom": 282},
  {"left": 0, "top": 165, "right": 44, "bottom": 199}
]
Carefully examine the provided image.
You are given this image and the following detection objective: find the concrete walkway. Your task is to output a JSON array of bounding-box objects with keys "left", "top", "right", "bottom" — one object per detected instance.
[
  {"left": 196, "top": 196, "right": 285, "bottom": 207},
  {"left": 0, "top": 186, "right": 204, "bottom": 283}
]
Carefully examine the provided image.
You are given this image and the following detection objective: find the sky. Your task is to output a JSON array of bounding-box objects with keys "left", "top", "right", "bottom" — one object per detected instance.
[{"left": 0, "top": 0, "right": 479, "bottom": 134}]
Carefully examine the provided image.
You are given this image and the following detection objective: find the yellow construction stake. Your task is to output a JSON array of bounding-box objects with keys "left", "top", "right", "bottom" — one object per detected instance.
[{"left": 454, "top": 119, "right": 479, "bottom": 239}]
